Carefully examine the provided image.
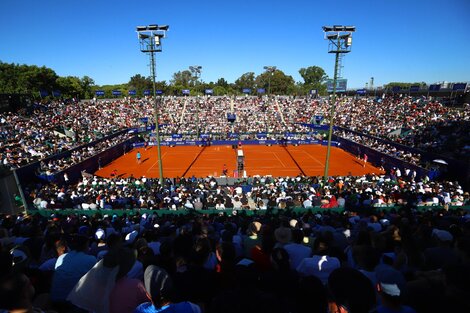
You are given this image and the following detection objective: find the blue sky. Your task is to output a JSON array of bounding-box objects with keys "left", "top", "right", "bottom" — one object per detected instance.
[{"left": 1, "top": 0, "right": 469, "bottom": 88}]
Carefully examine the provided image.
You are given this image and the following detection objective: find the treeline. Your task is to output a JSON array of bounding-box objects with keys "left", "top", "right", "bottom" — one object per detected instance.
[
  {"left": 383, "top": 82, "right": 428, "bottom": 89},
  {"left": 0, "top": 61, "right": 331, "bottom": 98},
  {"left": 0, "top": 62, "right": 95, "bottom": 99}
]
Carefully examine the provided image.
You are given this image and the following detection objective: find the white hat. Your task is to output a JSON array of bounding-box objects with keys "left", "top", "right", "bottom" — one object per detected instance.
[
  {"left": 125, "top": 230, "right": 139, "bottom": 245},
  {"left": 95, "top": 228, "right": 106, "bottom": 240}
]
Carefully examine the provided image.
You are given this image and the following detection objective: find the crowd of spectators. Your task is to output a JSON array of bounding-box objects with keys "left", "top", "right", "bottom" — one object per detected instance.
[
  {"left": 397, "top": 118, "right": 470, "bottom": 160},
  {"left": 27, "top": 169, "right": 469, "bottom": 212},
  {"left": 279, "top": 95, "right": 470, "bottom": 161},
  {"left": 159, "top": 96, "right": 312, "bottom": 137},
  {"left": 0, "top": 100, "right": 133, "bottom": 169},
  {"left": 331, "top": 96, "right": 470, "bottom": 161},
  {"left": 2, "top": 190, "right": 470, "bottom": 312},
  {"left": 1, "top": 95, "right": 468, "bottom": 173},
  {"left": 35, "top": 133, "right": 133, "bottom": 177},
  {"left": 1, "top": 94, "right": 469, "bottom": 313},
  {"left": 337, "top": 130, "right": 423, "bottom": 166}
]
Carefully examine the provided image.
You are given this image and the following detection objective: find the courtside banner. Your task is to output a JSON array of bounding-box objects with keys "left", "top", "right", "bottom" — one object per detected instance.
[
  {"left": 453, "top": 83, "right": 467, "bottom": 91},
  {"left": 428, "top": 84, "right": 440, "bottom": 91}
]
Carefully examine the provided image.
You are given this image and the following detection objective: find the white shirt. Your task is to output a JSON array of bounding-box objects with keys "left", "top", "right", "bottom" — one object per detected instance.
[{"left": 303, "top": 199, "right": 313, "bottom": 208}]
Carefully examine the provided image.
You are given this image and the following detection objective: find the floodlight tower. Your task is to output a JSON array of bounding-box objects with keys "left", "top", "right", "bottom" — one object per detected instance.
[
  {"left": 322, "top": 25, "right": 355, "bottom": 182},
  {"left": 137, "top": 24, "right": 169, "bottom": 185},
  {"left": 263, "top": 66, "right": 277, "bottom": 95},
  {"left": 189, "top": 66, "right": 202, "bottom": 138}
]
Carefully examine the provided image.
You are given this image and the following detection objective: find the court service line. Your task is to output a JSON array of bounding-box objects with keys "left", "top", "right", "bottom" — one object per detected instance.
[
  {"left": 272, "top": 152, "right": 286, "bottom": 168},
  {"left": 147, "top": 152, "right": 168, "bottom": 172},
  {"left": 301, "top": 150, "right": 324, "bottom": 166}
]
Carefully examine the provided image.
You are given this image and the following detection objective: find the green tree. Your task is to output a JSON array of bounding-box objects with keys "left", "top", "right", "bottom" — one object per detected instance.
[
  {"left": 171, "top": 70, "right": 192, "bottom": 87},
  {"left": 298, "top": 66, "right": 328, "bottom": 96},
  {"left": 80, "top": 76, "right": 95, "bottom": 99},
  {"left": 96, "top": 84, "right": 127, "bottom": 98},
  {"left": 128, "top": 74, "right": 153, "bottom": 95},
  {"left": 0, "top": 62, "right": 22, "bottom": 93},
  {"left": 56, "top": 76, "right": 83, "bottom": 98},
  {"left": 155, "top": 81, "right": 168, "bottom": 94},
  {"left": 213, "top": 86, "right": 228, "bottom": 96},
  {"left": 299, "top": 66, "right": 327, "bottom": 85},
  {"left": 234, "top": 72, "right": 256, "bottom": 93},
  {"left": 216, "top": 78, "right": 229, "bottom": 88},
  {"left": 255, "top": 69, "right": 295, "bottom": 95},
  {"left": 384, "top": 82, "right": 428, "bottom": 89}
]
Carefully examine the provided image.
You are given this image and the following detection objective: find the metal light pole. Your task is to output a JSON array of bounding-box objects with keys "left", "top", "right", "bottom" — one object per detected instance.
[
  {"left": 137, "top": 24, "right": 169, "bottom": 185},
  {"left": 322, "top": 25, "right": 355, "bottom": 182},
  {"left": 189, "top": 66, "right": 202, "bottom": 138},
  {"left": 263, "top": 66, "right": 276, "bottom": 95}
]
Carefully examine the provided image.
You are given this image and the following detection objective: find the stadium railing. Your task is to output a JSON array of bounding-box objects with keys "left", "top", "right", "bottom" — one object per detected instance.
[{"left": 27, "top": 205, "right": 470, "bottom": 218}]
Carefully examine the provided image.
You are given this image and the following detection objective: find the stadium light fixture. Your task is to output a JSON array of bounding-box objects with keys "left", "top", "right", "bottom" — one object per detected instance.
[
  {"left": 136, "top": 23, "right": 169, "bottom": 185},
  {"left": 322, "top": 25, "right": 356, "bottom": 182},
  {"left": 326, "top": 34, "right": 338, "bottom": 40}
]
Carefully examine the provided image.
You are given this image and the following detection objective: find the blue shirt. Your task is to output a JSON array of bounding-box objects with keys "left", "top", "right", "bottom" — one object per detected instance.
[
  {"left": 50, "top": 251, "right": 96, "bottom": 302},
  {"left": 134, "top": 302, "right": 200, "bottom": 313},
  {"left": 374, "top": 305, "right": 416, "bottom": 313}
]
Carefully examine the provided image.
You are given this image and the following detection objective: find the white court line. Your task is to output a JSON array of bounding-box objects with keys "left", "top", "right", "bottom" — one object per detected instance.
[
  {"left": 296, "top": 149, "right": 324, "bottom": 166},
  {"left": 148, "top": 152, "right": 168, "bottom": 171},
  {"left": 272, "top": 152, "right": 287, "bottom": 168}
]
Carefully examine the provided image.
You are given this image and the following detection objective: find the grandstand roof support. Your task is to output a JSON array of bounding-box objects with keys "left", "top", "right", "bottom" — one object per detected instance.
[
  {"left": 137, "top": 24, "right": 169, "bottom": 185},
  {"left": 322, "top": 25, "right": 355, "bottom": 182}
]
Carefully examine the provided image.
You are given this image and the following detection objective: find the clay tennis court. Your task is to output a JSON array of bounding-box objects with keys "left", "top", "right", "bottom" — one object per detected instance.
[{"left": 94, "top": 145, "right": 383, "bottom": 179}]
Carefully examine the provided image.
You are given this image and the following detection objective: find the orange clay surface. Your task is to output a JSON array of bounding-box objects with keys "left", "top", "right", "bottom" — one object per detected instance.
[{"left": 94, "top": 145, "right": 384, "bottom": 179}]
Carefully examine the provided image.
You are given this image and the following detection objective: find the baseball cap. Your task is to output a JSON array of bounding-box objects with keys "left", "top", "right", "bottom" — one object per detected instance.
[{"left": 375, "top": 264, "right": 407, "bottom": 297}]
